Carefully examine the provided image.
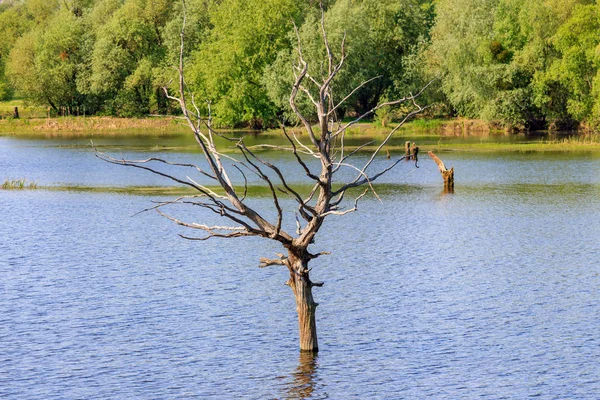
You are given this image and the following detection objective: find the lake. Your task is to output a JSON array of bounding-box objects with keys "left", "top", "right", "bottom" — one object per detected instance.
[{"left": 1, "top": 133, "right": 599, "bottom": 398}]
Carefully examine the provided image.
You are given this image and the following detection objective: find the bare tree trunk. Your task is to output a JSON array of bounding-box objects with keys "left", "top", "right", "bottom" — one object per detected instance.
[{"left": 286, "top": 252, "right": 319, "bottom": 352}]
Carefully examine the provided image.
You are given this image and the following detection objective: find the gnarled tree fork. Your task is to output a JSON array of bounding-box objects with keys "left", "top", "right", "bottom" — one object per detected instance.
[{"left": 96, "top": 0, "right": 430, "bottom": 353}]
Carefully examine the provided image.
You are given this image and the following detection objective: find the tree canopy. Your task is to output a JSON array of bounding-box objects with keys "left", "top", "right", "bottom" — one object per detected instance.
[
  {"left": 426, "top": 0, "right": 598, "bottom": 129},
  {"left": 1, "top": 0, "right": 599, "bottom": 129}
]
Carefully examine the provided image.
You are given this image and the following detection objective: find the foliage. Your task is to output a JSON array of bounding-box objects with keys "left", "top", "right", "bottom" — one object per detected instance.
[
  {"left": 187, "top": 0, "right": 305, "bottom": 128},
  {"left": 426, "top": 0, "right": 592, "bottom": 128},
  {"left": 0, "top": 1, "right": 35, "bottom": 100},
  {"left": 264, "top": 0, "right": 434, "bottom": 124},
  {"left": 427, "top": 0, "right": 510, "bottom": 121},
  {"left": 32, "top": 10, "right": 89, "bottom": 111},
  {"left": 541, "top": 4, "right": 600, "bottom": 127},
  {"left": 2, "top": 0, "right": 600, "bottom": 130},
  {"left": 83, "top": 0, "right": 173, "bottom": 116},
  {"left": 6, "top": 3, "right": 94, "bottom": 112}
]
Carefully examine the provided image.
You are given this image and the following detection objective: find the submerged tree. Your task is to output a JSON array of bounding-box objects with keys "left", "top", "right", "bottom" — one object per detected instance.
[{"left": 98, "top": 1, "right": 428, "bottom": 352}]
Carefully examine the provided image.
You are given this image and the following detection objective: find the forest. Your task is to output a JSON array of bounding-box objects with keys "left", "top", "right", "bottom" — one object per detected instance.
[{"left": 0, "top": 0, "right": 599, "bottom": 130}]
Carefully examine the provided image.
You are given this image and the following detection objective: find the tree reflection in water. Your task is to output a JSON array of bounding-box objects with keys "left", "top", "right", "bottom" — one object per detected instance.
[{"left": 283, "top": 351, "right": 323, "bottom": 399}]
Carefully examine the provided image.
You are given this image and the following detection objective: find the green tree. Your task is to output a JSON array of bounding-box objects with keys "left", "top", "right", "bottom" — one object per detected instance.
[
  {"left": 360, "top": 0, "right": 435, "bottom": 109},
  {"left": 83, "top": 0, "right": 172, "bottom": 116},
  {"left": 264, "top": 0, "right": 434, "bottom": 123},
  {"left": 163, "top": 0, "right": 212, "bottom": 62},
  {"left": 496, "top": 0, "right": 582, "bottom": 126},
  {"left": 427, "top": 0, "right": 588, "bottom": 127},
  {"left": 6, "top": 9, "right": 89, "bottom": 112},
  {"left": 3, "top": 0, "right": 101, "bottom": 108},
  {"left": 36, "top": 10, "right": 90, "bottom": 112},
  {"left": 188, "top": 0, "right": 305, "bottom": 128},
  {"left": 538, "top": 3, "right": 600, "bottom": 127},
  {"left": 427, "top": 0, "right": 505, "bottom": 120},
  {"left": 0, "top": 1, "right": 33, "bottom": 100},
  {"left": 6, "top": 30, "right": 38, "bottom": 103},
  {"left": 24, "top": 0, "right": 61, "bottom": 24}
]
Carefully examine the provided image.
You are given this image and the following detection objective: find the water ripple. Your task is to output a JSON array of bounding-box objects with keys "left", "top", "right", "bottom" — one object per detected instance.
[{"left": 1, "top": 149, "right": 600, "bottom": 398}]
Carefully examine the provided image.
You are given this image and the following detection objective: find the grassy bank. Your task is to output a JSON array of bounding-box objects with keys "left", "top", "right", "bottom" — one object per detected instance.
[
  {"left": 0, "top": 99, "right": 493, "bottom": 137},
  {"left": 1, "top": 105, "right": 599, "bottom": 153},
  {"left": 264, "top": 117, "right": 506, "bottom": 137},
  {"left": 0, "top": 114, "right": 445, "bottom": 137},
  {"left": 0, "top": 115, "right": 193, "bottom": 136}
]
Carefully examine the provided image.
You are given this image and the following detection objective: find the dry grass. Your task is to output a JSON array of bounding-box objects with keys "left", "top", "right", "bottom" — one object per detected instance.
[{"left": 0, "top": 115, "right": 191, "bottom": 136}]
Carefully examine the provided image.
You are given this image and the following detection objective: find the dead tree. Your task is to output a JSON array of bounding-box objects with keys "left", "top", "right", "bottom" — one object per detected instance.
[
  {"left": 428, "top": 151, "right": 454, "bottom": 191},
  {"left": 97, "top": 1, "right": 429, "bottom": 353}
]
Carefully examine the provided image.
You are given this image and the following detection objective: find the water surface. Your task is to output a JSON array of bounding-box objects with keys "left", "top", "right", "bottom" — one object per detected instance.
[{"left": 1, "top": 134, "right": 599, "bottom": 398}]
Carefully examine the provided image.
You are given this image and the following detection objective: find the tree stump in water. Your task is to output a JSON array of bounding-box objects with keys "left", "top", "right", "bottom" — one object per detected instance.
[
  {"left": 428, "top": 151, "right": 454, "bottom": 191},
  {"left": 411, "top": 142, "right": 419, "bottom": 162},
  {"left": 406, "top": 142, "right": 420, "bottom": 166},
  {"left": 405, "top": 141, "right": 411, "bottom": 159}
]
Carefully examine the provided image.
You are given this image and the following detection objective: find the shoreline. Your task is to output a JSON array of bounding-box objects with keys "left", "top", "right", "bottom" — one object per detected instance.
[
  {"left": 0, "top": 114, "right": 579, "bottom": 136},
  {"left": 1, "top": 115, "right": 598, "bottom": 152}
]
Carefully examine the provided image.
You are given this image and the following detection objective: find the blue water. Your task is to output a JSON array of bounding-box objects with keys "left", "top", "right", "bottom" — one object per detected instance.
[{"left": 1, "top": 136, "right": 599, "bottom": 398}]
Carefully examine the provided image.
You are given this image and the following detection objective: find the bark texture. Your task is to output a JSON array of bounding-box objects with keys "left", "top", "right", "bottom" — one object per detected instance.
[{"left": 286, "top": 252, "right": 319, "bottom": 352}]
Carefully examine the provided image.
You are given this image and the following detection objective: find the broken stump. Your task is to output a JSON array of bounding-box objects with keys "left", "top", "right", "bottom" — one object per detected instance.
[{"left": 428, "top": 151, "right": 454, "bottom": 191}]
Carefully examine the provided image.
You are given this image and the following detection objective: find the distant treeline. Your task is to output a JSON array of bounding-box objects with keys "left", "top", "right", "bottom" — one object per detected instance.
[{"left": 0, "top": 0, "right": 598, "bottom": 130}]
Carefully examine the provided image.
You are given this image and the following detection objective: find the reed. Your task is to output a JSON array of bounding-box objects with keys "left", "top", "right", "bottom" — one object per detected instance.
[{"left": 2, "top": 179, "right": 38, "bottom": 190}]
